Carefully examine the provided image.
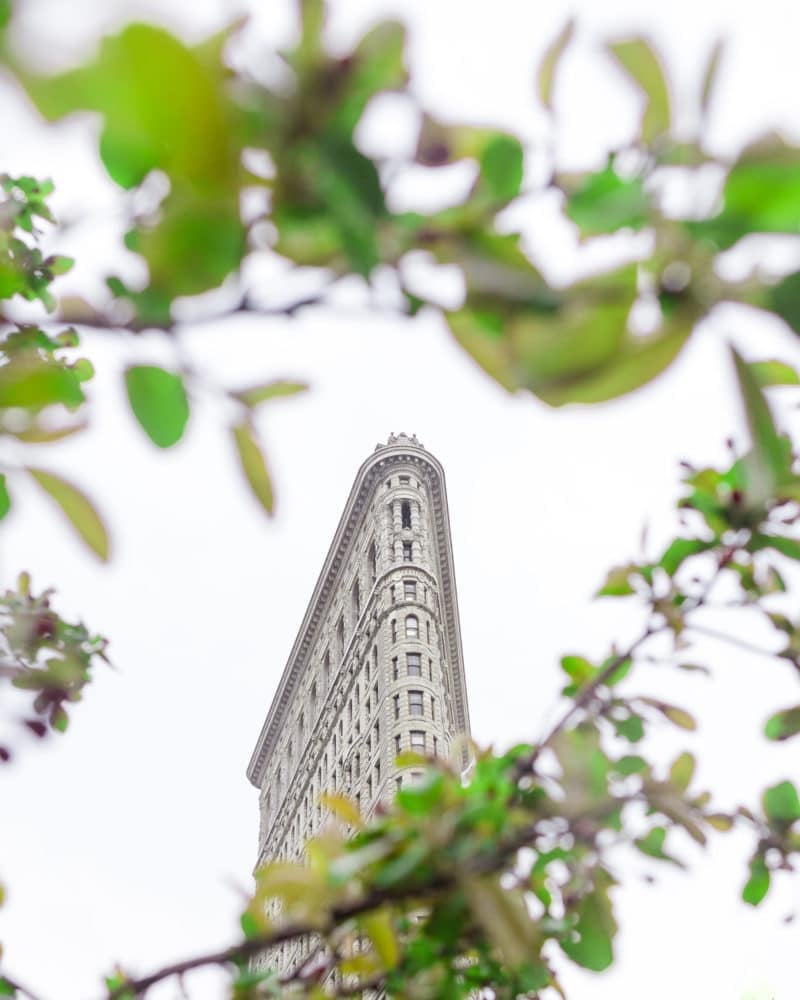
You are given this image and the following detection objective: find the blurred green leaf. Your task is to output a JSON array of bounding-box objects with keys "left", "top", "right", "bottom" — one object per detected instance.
[
  {"left": 125, "top": 365, "right": 189, "bottom": 448},
  {"left": 0, "top": 474, "right": 10, "bottom": 520},
  {"left": 362, "top": 909, "right": 399, "bottom": 969},
  {"left": 635, "top": 826, "right": 683, "bottom": 866},
  {"left": 764, "top": 706, "right": 800, "bottom": 742},
  {"left": 742, "top": 855, "right": 770, "bottom": 906},
  {"left": 691, "top": 135, "right": 800, "bottom": 249},
  {"left": 560, "top": 880, "right": 616, "bottom": 971},
  {"left": 233, "top": 380, "right": 309, "bottom": 408},
  {"left": 699, "top": 39, "right": 724, "bottom": 117},
  {"left": 659, "top": 537, "right": 711, "bottom": 575},
  {"left": 564, "top": 160, "right": 649, "bottom": 237},
  {"left": 763, "top": 780, "right": 800, "bottom": 825},
  {"left": 750, "top": 359, "right": 800, "bottom": 387},
  {"left": 597, "top": 564, "right": 637, "bottom": 596},
  {"left": 731, "top": 347, "right": 789, "bottom": 504},
  {"left": 669, "top": 752, "right": 695, "bottom": 791},
  {"left": 479, "top": 135, "right": 524, "bottom": 202},
  {"left": 537, "top": 20, "right": 574, "bottom": 111},
  {"left": 232, "top": 423, "right": 274, "bottom": 515},
  {"left": 607, "top": 37, "right": 671, "bottom": 142},
  {"left": 27, "top": 467, "right": 109, "bottom": 560},
  {"left": 764, "top": 271, "right": 800, "bottom": 335}
]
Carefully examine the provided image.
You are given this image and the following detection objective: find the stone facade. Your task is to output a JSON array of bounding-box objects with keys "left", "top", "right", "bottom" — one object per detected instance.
[{"left": 246, "top": 434, "right": 470, "bottom": 972}]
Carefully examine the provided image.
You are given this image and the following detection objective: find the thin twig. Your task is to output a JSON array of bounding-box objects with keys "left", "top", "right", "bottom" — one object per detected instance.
[{"left": 687, "top": 623, "right": 781, "bottom": 660}]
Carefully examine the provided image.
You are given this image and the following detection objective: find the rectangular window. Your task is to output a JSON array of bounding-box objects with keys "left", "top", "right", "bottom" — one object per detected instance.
[
  {"left": 433, "top": 736, "right": 439, "bottom": 756},
  {"left": 429, "top": 658, "right": 434, "bottom": 681},
  {"left": 369, "top": 541, "right": 377, "bottom": 584},
  {"left": 373, "top": 681, "right": 378, "bottom": 702},
  {"left": 394, "top": 734, "right": 401, "bottom": 755},
  {"left": 407, "top": 652, "right": 422, "bottom": 676},
  {"left": 426, "top": 620, "right": 431, "bottom": 644},
  {"left": 393, "top": 694, "right": 400, "bottom": 720},
  {"left": 399, "top": 475, "right": 410, "bottom": 484},
  {"left": 355, "top": 753, "right": 360, "bottom": 778},
  {"left": 392, "top": 657, "right": 398, "bottom": 681},
  {"left": 391, "top": 619, "right": 397, "bottom": 643},
  {"left": 374, "top": 761, "right": 381, "bottom": 785},
  {"left": 337, "top": 615, "right": 345, "bottom": 659},
  {"left": 404, "top": 579, "right": 416, "bottom": 601},
  {"left": 410, "top": 730, "right": 426, "bottom": 751},
  {"left": 390, "top": 584, "right": 396, "bottom": 604},
  {"left": 367, "top": 776, "right": 372, "bottom": 797},
  {"left": 430, "top": 696, "right": 435, "bottom": 721},
  {"left": 401, "top": 501, "right": 412, "bottom": 529},
  {"left": 352, "top": 579, "right": 360, "bottom": 619},
  {"left": 397, "top": 775, "right": 403, "bottom": 791},
  {"left": 403, "top": 541, "right": 413, "bottom": 562},
  {"left": 409, "top": 690, "right": 423, "bottom": 716},
  {"left": 374, "top": 719, "right": 380, "bottom": 743}
]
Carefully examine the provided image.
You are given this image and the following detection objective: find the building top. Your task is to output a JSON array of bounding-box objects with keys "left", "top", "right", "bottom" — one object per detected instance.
[{"left": 246, "top": 434, "right": 469, "bottom": 788}]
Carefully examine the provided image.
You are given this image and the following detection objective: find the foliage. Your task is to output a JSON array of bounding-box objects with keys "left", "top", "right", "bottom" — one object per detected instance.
[{"left": 1, "top": 0, "right": 800, "bottom": 997}]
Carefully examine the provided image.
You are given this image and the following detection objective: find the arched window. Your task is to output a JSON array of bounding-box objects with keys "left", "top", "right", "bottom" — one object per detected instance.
[
  {"left": 401, "top": 500, "right": 412, "bottom": 529},
  {"left": 406, "top": 614, "right": 419, "bottom": 639}
]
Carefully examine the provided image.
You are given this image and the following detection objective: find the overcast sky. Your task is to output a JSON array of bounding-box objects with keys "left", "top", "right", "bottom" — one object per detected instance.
[{"left": 2, "top": 0, "right": 800, "bottom": 998}]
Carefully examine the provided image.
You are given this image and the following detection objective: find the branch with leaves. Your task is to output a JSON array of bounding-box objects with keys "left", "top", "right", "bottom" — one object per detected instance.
[{"left": 4, "top": 0, "right": 800, "bottom": 996}]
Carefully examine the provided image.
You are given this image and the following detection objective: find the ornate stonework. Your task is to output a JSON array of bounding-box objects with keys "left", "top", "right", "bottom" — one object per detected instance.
[{"left": 247, "top": 435, "right": 470, "bottom": 972}]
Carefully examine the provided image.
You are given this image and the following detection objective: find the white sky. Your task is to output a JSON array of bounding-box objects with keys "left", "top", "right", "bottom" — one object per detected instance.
[{"left": 1, "top": 0, "right": 800, "bottom": 997}]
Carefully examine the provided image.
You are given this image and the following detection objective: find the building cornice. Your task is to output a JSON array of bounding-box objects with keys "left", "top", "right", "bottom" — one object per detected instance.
[{"left": 246, "top": 439, "right": 469, "bottom": 788}]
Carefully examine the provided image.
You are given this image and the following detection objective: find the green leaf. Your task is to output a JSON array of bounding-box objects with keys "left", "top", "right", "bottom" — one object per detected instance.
[
  {"left": 0, "top": 474, "right": 10, "bottom": 520},
  {"left": 27, "top": 467, "right": 109, "bottom": 560},
  {"left": 731, "top": 346, "right": 789, "bottom": 504},
  {"left": 537, "top": 20, "right": 574, "bottom": 110},
  {"left": 565, "top": 160, "right": 649, "bottom": 237},
  {"left": 691, "top": 135, "right": 800, "bottom": 250},
  {"left": 560, "top": 882, "right": 616, "bottom": 971},
  {"left": 763, "top": 780, "right": 800, "bottom": 825},
  {"left": 479, "top": 135, "right": 524, "bottom": 202},
  {"left": 233, "top": 380, "right": 309, "bottom": 408},
  {"left": 597, "top": 564, "right": 636, "bottom": 596},
  {"left": 669, "top": 752, "right": 695, "bottom": 791},
  {"left": 659, "top": 537, "right": 711, "bottom": 575},
  {"left": 742, "top": 855, "right": 770, "bottom": 906},
  {"left": 320, "top": 792, "right": 362, "bottom": 827},
  {"left": 0, "top": 0, "right": 12, "bottom": 30},
  {"left": 0, "top": 978, "right": 15, "bottom": 997},
  {"left": 614, "top": 714, "right": 645, "bottom": 743},
  {"left": 750, "top": 359, "right": 800, "bottom": 387},
  {"left": 362, "top": 908, "right": 399, "bottom": 969},
  {"left": 764, "top": 705, "right": 800, "bottom": 742},
  {"left": 699, "top": 39, "right": 724, "bottom": 117},
  {"left": 653, "top": 703, "right": 696, "bottom": 731},
  {"left": 635, "top": 826, "right": 682, "bottom": 866},
  {"left": 125, "top": 365, "right": 190, "bottom": 448},
  {"left": 19, "top": 23, "right": 239, "bottom": 191},
  {"left": 765, "top": 271, "right": 800, "bottom": 336},
  {"left": 232, "top": 423, "right": 274, "bottom": 515},
  {"left": 560, "top": 655, "right": 595, "bottom": 687},
  {"left": 607, "top": 37, "right": 671, "bottom": 142},
  {"left": 463, "top": 877, "right": 543, "bottom": 969},
  {"left": 749, "top": 533, "right": 800, "bottom": 560},
  {"left": 614, "top": 755, "right": 648, "bottom": 776}
]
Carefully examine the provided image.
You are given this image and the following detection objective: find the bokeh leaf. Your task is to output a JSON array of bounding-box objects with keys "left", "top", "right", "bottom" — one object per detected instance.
[
  {"left": 232, "top": 423, "right": 274, "bottom": 516},
  {"left": 125, "top": 365, "right": 189, "bottom": 448},
  {"left": 27, "top": 467, "right": 109, "bottom": 560},
  {"left": 537, "top": 20, "right": 574, "bottom": 111},
  {"left": 607, "top": 37, "right": 671, "bottom": 142}
]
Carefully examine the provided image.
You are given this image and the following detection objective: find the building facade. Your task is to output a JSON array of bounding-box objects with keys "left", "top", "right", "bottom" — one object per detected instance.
[{"left": 246, "top": 434, "right": 470, "bottom": 969}]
